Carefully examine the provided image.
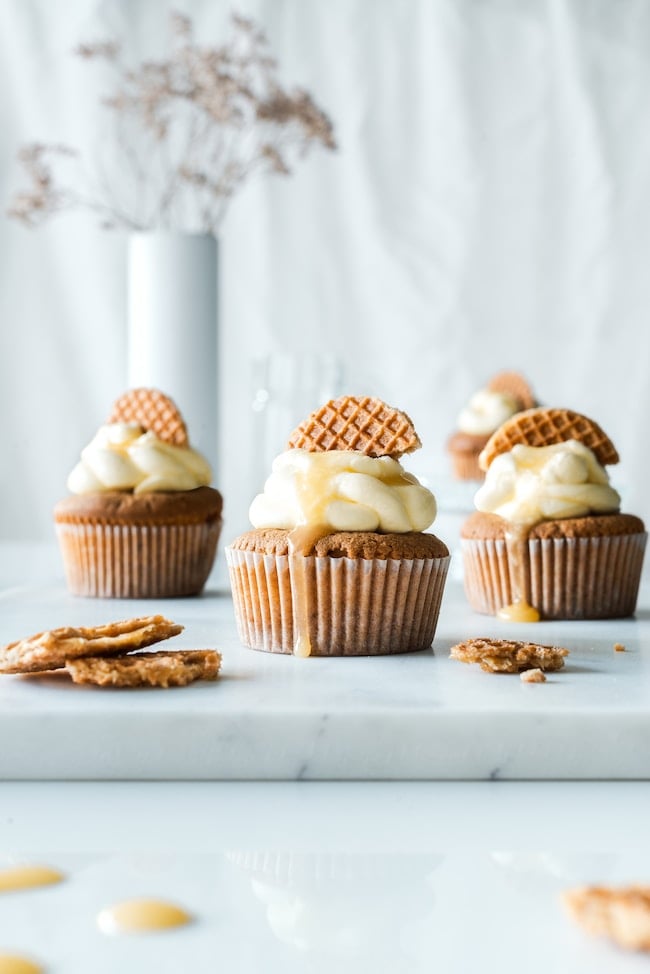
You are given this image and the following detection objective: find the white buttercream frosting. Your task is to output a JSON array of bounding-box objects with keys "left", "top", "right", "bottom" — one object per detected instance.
[
  {"left": 474, "top": 440, "right": 620, "bottom": 527},
  {"left": 67, "top": 423, "right": 212, "bottom": 494},
  {"left": 457, "top": 389, "right": 520, "bottom": 436},
  {"left": 249, "top": 449, "right": 437, "bottom": 533}
]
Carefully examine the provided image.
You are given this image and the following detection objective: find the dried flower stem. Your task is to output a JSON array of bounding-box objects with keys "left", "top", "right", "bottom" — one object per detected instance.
[{"left": 8, "top": 11, "right": 336, "bottom": 234}]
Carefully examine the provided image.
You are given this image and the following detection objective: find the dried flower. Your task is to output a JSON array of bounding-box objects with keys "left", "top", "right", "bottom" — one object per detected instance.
[{"left": 8, "top": 11, "right": 336, "bottom": 234}]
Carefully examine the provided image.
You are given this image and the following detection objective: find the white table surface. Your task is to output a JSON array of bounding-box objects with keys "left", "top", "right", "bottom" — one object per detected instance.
[
  {"left": 1, "top": 544, "right": 650, "bottom": 971},
  {"left": 1, "top": 780, "right": 650, "bottom": 973}
]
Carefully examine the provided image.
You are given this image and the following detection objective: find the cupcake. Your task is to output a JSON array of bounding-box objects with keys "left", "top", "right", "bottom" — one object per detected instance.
[
  {"left": 447, "top": 371, "right": 536, "bottom": 481},
  {"left": 226, "top": 395, "right": 450, "bottom": 656},
  {"left": 461, "top": 407, "right": 647, "bottom": 620},
  {"left": 54, "top": 388, "right": 223, "bottom": 598}
]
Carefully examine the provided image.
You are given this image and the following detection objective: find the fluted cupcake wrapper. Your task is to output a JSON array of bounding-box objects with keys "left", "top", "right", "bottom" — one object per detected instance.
[
  {"left": 225, "top": 547, "right": 450, "bottom": 656},
  {"left": 55, "top": 520, "right": 222, "bottom": 598},
  {"left": 461, "top": 532, "right": 647, "bottom": 620},
  {"left": 450, "top": 452, "right": 484, "bottom": 481}
]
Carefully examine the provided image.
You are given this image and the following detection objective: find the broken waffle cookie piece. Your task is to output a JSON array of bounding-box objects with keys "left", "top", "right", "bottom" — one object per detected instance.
[
  {"left": 478, "top": 406, "right": 619, "bottom": 471},
  {"left": 450, "top": 637, "right": 568, "bottom": 674},
  {"left": 562, "top": 885, "right": 650, "bottom": 952},
  {"left": 107, "top": 387, "right": 189, "bottom": 446},
  {"left": 66, "top": 649, "right": 221, "bottom": 688},
  {"left": 286, "top": 395, "right": 421, "bottom": 458},
  {"left": 0, "top": 616, "right": 183, "bottom": 674}
]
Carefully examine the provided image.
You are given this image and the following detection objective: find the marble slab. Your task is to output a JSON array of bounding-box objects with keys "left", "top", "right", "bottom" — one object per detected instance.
[{"left": 0, "top": 544, "right": 649, "bottom": 780}]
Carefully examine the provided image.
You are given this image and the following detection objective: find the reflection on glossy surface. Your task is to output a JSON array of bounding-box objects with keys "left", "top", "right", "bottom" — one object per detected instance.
[
  {"left": 227, "top": 852, "right": 442, "bottom": 967},
  {"left": 490, "top": 852, "right": 617, "bottom": 886}
]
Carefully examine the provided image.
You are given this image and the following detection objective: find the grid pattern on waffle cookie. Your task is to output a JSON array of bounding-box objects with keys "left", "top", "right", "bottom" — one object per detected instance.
[
  {"left": 287, "top": 396, "right": 421, "bottom": 457},
  {"left": 479, "top": 407, "right": 619, "bottom": 470},
  {"left": 487, "top": 371, "right": 536, "bottom": 410},
  {"left": 108, "top": 388, "right": 189, "bottom": 446}
]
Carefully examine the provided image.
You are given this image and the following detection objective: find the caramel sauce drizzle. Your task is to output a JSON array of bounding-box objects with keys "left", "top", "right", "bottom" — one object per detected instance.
[{"left": 285, "top": 454, "right": 413, "bottom": 655}]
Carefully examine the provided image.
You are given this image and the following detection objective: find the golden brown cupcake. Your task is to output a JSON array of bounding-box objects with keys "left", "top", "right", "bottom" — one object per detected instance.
[
  {"left": 54, "top": 389, "right": 222, "bottom": 598},
  {"left": 460, "top": 407, "right": 646, "bottom": 620},
  {"left": 226, "top": 396, "right": 450, "bottom": 656},
  {"left": 447, "top": 372, "right": 536, "bottom": 481}
]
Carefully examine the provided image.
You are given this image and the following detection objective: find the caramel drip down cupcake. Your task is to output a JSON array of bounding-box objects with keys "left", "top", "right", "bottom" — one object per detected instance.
[
  {"left": 461, "top": 407, "right": 646, "bottom": 621},
  {"left": 226, "top": 396, "right": 450, "bottom": 656}
]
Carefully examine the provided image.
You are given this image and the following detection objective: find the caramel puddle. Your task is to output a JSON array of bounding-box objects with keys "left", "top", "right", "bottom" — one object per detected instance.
[
  {"left": 498, "top": 524, "right": 540, "bottom": 623},
  {"left": 0, "top": 865, "right": 63, "bottom": 893},
  {"left": 97, "top": 898, "right": 192, "bottom": 934},
  {"left": 0, "top": 956, "right": 43, "bottom": 974}
]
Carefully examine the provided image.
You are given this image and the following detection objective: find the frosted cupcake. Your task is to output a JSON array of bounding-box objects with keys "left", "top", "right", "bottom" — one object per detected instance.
[
  {"left": 461, "top": 407, "right": 646, "bottom": 620},
  {"left": 226, "top": 396, "right": 450, "bottom": 656},
  {"left": 447, "top": 372, "right": 536, "bottom": 481},
  {"left": 54, "top": 388, "right": 223, "bottom": 598}
]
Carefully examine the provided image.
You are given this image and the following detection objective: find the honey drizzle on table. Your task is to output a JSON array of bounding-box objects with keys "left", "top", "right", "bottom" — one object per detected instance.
[
  {"left": 0, "top": 956, "right": 43, "bottom": 974},
  {"left": 97, "top": 898, "right": 192, "bottom": 934},
  {"left": 0, "top": 867, "right": 63, "bottom": 974},
  {"left": 0, "top": 865, "right": 63, "bottom": 893},
  {"left": 497, "top": 524, "right": 541, "bottom": 623}
]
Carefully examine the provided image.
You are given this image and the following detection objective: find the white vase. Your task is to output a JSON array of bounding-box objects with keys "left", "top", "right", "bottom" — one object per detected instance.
[{"left": 127, "top": 232, "right": 218, "bottom": 478}]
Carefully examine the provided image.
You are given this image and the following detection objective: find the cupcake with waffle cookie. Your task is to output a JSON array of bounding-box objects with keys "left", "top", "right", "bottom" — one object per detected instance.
[
  {"left": 54, "top": 388, "right": 223, "bottom": 598},
  {"left": 461, "top": 407, "right": 646, "bottom": 620},
  {"left": 226, "top": 395, "right": 450, "bottom": 656},
  {"left": 447, "top": 371, "right": 537, "bottom": 481}
]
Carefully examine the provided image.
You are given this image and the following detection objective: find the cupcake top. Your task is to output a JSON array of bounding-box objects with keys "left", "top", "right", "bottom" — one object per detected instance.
[
  {"left": 474, "top": 407, "right": 621, "bottom": 529},
  {"left": 248, "top": 395, "right": 438, "bottom": 553},
  {"left": 249, "top": 450, "right": 436, "bottom": 535},
  {"left": 454, "top": 372, "right": 536, "bottom": 437},
  {"left": 66, "top": 389, "right": 212, "bottom": 495}
]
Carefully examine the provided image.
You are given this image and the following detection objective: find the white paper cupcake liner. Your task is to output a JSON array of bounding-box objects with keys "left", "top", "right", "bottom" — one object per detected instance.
[
  {"left": 55, "top": 520, "right": 222, "bottom": 598},
  {"left": 225, "top": 547, "right": 450, "bottom": 656},
  {"left": 461, "top": 532, "right": 647, "bottom": 619}
]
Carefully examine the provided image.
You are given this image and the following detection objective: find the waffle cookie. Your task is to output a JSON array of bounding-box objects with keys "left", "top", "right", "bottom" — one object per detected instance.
[
  {"left": 66, "top": 649, "right": 221, "bottom": 688},
  {"left": 286, "top": 395, "right": 421, "bottom": 458},
  {"left": 479, "top": 407, "right": 619, "bottom": 471},
  {"left": 108, "top": 388, "right": 189, "bottom": 446},
  {"left": 562, "top": 885, "right": 650, "bottom": 952},
  {"left": 449, "top": 637, "right": 569, "bottom": 674},
  {"left": 487, "top": 371, "right": 536, "bottom": 411},
  {"left": 0, "top": 616, "right": 182, "bottom": 674}
]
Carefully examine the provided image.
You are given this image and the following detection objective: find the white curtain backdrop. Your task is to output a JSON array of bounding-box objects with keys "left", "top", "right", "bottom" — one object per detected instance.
[{"left": 1, "top": 0, "right": 650, "bottom": 542}]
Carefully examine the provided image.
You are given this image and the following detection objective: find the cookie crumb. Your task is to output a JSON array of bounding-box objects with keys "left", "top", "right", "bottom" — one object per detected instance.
[
  {"left": 614, "top": 643, "right": 626, "bottom": 653},
  {"left": 520, "top": 668, "right": 546, "bottom": 683},
  {"left": 450, "top": 638, "right": 568, "bottom": 674}
]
